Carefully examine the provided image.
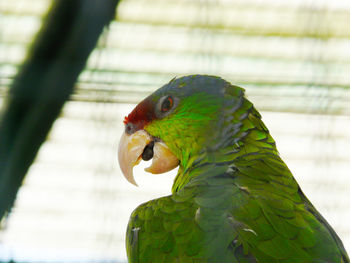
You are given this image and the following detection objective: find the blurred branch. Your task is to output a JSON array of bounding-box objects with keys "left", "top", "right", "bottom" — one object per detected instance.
[{"left": 0, "top": 0, "right": 120, "bottom": 222}]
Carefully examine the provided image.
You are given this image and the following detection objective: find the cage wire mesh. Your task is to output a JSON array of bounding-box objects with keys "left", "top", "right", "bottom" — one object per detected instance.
[{"left": 0, "top": 0, "right": 350, "bottom": 262}]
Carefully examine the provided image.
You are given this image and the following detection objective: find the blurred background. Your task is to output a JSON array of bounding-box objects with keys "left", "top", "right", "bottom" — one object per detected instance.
[{"left": 0, "top": 0, "right": 349, "bottom": 262}]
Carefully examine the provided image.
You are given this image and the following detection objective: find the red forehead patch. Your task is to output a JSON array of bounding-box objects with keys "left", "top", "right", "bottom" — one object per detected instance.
[{"left": 123, "top": 97, "right": 156, "bottom": 130}]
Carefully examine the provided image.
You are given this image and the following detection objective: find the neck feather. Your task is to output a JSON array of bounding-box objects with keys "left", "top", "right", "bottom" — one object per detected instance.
[{"left": 171, "top": 96, "right": 279, "bottom": 194}]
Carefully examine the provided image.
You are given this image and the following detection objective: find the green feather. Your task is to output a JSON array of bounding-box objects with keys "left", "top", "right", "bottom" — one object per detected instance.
[{"left": 125, "top": 75, "right": 349, "bottom": 263}]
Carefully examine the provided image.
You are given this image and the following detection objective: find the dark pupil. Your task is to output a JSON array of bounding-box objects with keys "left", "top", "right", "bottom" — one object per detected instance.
[{"left": 161, "top": 97, "right": 172, "bottom": 112}]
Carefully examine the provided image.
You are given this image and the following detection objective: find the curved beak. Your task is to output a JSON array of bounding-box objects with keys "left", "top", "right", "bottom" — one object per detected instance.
[
  {"left": 144, "top": 141, "right": 179, "bottom": 174},
  {"left": 118, "top": 130, "right": 179, "bottom": 186}
]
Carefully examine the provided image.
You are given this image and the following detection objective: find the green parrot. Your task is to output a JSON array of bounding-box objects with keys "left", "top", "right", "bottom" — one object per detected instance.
[{"left": 118, "top": 75, "right": 349, "bottom": 263}]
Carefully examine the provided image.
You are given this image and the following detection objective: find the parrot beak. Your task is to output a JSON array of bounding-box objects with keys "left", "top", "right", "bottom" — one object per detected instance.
[{"left": 118, "top": 130, "right": 179, "bottom": 186}]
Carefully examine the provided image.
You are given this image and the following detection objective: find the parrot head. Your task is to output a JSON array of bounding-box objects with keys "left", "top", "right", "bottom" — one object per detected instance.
[{"left": 118, "top": 75, "right": 245, "bottom": 187}]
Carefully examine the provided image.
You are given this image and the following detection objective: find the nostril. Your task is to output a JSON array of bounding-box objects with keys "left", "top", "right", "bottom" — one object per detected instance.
[{"left": 125, "top": 123, "right": 133, "bottom": 134}]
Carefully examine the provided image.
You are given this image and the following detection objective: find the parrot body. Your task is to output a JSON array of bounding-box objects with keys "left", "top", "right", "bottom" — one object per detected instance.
[{"left": 119, "top": 75, "right": 349, "bottom": 263}]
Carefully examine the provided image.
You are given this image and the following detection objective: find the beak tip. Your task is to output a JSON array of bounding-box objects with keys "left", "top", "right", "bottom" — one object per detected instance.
[
  {"left": 128, "top": 177, "right": 139, "bottom": 187},
  {"left": 120, "top": 167, "right": 138, "bottom": 186},
  {"left": 130, "top": 181, "right": 139, "bottom": 187}
]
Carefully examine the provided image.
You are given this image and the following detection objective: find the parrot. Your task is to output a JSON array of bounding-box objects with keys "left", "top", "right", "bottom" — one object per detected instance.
[{"left": 118, "top": 75, "right": 349, "bottom": 263}]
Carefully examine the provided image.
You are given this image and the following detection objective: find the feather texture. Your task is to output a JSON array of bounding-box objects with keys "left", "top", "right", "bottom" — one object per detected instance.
[{"left": 124, "top": 75, "right": 349, "bottom": 263}]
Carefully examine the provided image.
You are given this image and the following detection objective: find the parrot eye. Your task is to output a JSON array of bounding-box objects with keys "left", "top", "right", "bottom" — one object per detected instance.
[
  {"left": 161, "top": 96, "right": 173, "bottom": 112},
  {"left": 156, "top": 95, "right": 177, "bottom": 119}
]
